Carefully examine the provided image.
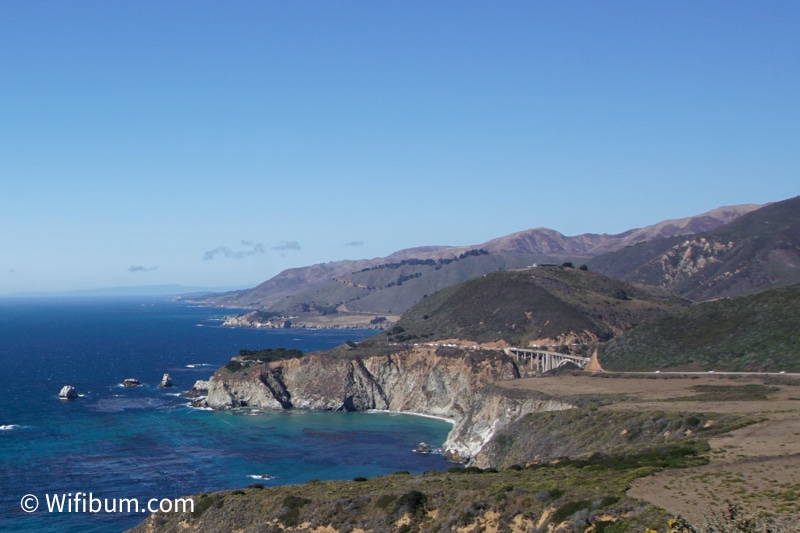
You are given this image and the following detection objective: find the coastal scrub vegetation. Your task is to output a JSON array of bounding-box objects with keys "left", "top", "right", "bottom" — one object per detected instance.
[
  {"left": 386, "top": 267, "right": 689, "bottom": 347},
  {"left": 224, "top": 347, "right": 304, "bottom": 372},
  {"left": 128, "top": 436, "right": 722, "bottom": 532},
  {"left": 475, "top": 408, "right": 754, "bottom": 470},
  {"left": 650, "top": 503, "right": 800, "bottom": 533},
  {"left": 599, "top": 283, "right": 800, "bottom": 372}
]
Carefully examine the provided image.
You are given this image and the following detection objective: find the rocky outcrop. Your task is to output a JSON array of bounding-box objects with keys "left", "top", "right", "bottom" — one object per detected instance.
[
  {"left": 222, "top": 311, "right": 291, "bottom": 329},
  {"left": 222, "top": 310, "right": 391, "bottom": 330},
  {"left": 182, "top": 380, "right": 210, "bottom": 398},
  {"left": 654, "top": 237, "right": 736, "bottom": 285},
  {"left": 198, "top": 346, "right": 576, "bottom": 461},
  {"left": 159, "top": 373, "right": 173, "bottom": 388},
  {"left": 58, "top": 385, "right": 78, "bottom": 400},
  {"left": 122, "top": 378, "right": 141, "bottom": 387}
]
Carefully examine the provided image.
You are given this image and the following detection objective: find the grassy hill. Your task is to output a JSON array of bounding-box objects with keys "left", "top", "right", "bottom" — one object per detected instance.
[
  {"left": 264, "top": 251, "right": 547, "bottom": 317},
  {"left": 598, "top": 283, "right": 800, "bottom": 372},
  {"left": 588, "top": 196, "right": 800, "bottom": 301},
  {"left": 377, "top": 266, "right": 689, "bottom": 347}
]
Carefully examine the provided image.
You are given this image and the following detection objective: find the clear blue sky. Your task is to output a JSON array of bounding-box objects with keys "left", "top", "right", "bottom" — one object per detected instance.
[{"left": 1, "top": 1, "right": 798, "bottom": 294}]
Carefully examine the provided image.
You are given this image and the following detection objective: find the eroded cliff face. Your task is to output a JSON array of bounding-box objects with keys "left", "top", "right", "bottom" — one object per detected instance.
[
  {"left": 443, "top": 391, "right": 574, "bottom": 462},
  {"left": 195, "top": 346, "right": 575, "bottom": 462}
]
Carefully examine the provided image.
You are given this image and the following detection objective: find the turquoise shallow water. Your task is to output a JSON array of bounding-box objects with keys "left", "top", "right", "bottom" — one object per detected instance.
[{"left": 0, "top": 298, "right": 452, "bottom": 532}]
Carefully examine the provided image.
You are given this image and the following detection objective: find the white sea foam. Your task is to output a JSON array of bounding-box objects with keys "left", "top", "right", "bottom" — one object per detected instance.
[
  {"left": 0, "top": 424, "right": 20, "bottom": 430},
  {"left": 412, "top": 447, "right": 444, "bottom": 455},
  {"left": 247, "top": 474, "right": 274, "bottom": 480},
  {"left": 185, "top": 363, "right": 214, "bottom": 368},
  {"left": 366, "top": 409, "right": 456, "bottom": 425},
  {"left": 186, "top": 402, "right": 213, "bottom": 411}
]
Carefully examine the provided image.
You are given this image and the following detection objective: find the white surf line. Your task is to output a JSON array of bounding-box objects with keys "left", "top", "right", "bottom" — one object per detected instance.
[{"left": 366, "top": 409, "right": 456, "bottom": 425}]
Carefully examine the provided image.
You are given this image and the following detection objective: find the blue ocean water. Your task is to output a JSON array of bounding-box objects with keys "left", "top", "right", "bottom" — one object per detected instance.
[{"left": 0, "top": 298, "right": 452, "bottom": 532}]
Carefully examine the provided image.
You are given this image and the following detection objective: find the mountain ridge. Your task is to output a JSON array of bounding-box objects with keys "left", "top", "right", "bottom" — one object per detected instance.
[
  {"left": 587, "top": 196, "right": 800, "bottom": 300},
  {"left": 191, "top": 203, "right": 760, "bottom": 311}
]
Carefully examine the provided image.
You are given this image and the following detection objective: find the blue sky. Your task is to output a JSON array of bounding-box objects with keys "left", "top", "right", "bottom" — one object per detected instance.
[{"left": 1, "top": 1, "right": 798, "bottom": 294}]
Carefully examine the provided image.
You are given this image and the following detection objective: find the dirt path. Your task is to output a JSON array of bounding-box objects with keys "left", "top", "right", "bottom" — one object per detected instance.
[{"left": 499, "top": 374, "right": 800, "bottom": 522}]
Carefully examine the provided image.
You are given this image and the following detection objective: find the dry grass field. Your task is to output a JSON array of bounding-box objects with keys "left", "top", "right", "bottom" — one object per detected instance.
[{"left": 500, "top": 373, "right": 800, "bottom": 523}]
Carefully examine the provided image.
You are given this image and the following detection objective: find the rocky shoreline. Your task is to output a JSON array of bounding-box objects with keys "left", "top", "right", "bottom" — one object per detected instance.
[
  {"left": 187, "top": 345, "right": 575, "bottom": 462},
  {"left": 221, "top": 310, "right": 395, "bottom": 330}
]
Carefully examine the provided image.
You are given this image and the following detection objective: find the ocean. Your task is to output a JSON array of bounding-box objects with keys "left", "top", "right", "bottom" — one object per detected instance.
[{"left": 0, "top": 298, "right": 452, "bottom": 532}]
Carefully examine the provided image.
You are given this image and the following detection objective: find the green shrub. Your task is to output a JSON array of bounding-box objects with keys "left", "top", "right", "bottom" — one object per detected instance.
[
  {"left": 191, "top": 494, "right": 223, "bottom": 518},
  {"left": 552, "top": 500, "right": 592, "bottom": 524},
  {"left": 596, "top": 521, "right": 629, "bottom": 533},
  {"left": 279, "top": 495, "right": 311, "bottom": 527},
  {"left": 457, "top": 510, "right": 477, "bottom": 526},
  {"left": 394, "top": 490, "right": 427, "bottom": 516},
  {"left": 375, "top": 494, "right": 397, "bottom": 509},
  {"left": 224, "top": 361, "right": 245, "bottom": 372},
  {"left": 238, "top": 347, "right": 304, "bottom": 363},
  {"left": 600, "top": 495, "right": 620, "bottom": 508}
]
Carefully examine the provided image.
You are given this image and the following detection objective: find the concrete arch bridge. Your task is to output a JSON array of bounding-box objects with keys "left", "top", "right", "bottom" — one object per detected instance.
[{"left": 503, "top": 347, "right": 590, "bottom": 374}]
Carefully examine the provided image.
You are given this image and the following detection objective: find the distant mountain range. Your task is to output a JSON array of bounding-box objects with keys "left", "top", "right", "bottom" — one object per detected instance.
[{"left": 192, "top": 203, "right": 763, "bottom": 321}]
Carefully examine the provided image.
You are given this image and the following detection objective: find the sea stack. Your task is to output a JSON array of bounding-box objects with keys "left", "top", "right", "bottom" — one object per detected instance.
[
  {"left": 159, "top": 373, "right": 173, "bottom": 388},
  {"left": 122, "top": 378, "right": 141, "bottom": 387},
  {"left": 58, "top": 385, "right": 78, "bottom": 400}
]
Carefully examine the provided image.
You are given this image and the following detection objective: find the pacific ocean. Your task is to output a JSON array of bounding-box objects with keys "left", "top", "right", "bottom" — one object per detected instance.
[{"left": 0, "top": 298, "right": 452, "bottom": 532}]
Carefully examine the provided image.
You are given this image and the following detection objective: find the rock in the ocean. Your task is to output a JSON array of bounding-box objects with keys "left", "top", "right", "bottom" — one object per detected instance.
[
  {"left": 122, "top": 378, "right": 141, "bottom": 387},
  {"left": 59, "top": 385, "right": 78, "bottom": 400},
  {"left": 159, "top": 373, "right": 173, "bottom": 388},
  {"left": 181, "top": 380, "right": 210, "bottom": 398},
  {"left": 415, "top": 442, "right": 431, "bottom": 454}
]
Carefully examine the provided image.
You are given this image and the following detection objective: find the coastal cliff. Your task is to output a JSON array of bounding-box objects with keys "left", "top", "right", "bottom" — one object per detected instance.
[
  {"left": 194, "top": 346, "right": 574, "bottom": 461},
  {"left": 222, "top": 310, "right": 393, "bottom": 330}
]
